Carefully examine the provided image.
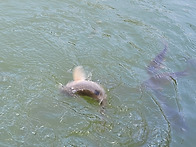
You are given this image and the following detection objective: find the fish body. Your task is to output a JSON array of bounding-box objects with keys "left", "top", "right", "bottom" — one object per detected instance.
[
  {"left": 143, "top": 70, "right": 188, "bottom": 90},
  {"left": 144, "top": 43, "right": 189, "bottom": 132},
  {"left": 61, "top": 66, "right": 107, "bottom": 106}
]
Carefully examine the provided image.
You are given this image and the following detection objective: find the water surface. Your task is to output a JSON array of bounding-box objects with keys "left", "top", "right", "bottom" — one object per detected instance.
[{"left": 1, "top": 0, "right": 196, "bottom": 146}]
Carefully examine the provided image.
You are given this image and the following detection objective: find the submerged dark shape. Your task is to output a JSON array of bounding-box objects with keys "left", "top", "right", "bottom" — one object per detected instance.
[
  {"left": 143, "top": 43, "right": 190, "bottom": 132},
  {"left": 154, "top": 90, "right": 187, "bottom": 132},
  {"left": 60, "top": 66, "right": 107, "bottom": 106},
  {"left": 147, "top": 43, "right": 167, "bottom": 75},
  {"left": 143, "top": 70, "right": 188, "bottom": 90}
]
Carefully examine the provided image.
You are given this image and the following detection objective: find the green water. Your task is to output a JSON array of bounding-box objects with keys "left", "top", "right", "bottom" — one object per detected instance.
[{"left": 1, "top": 0, "right": 196, "bottom": 146}]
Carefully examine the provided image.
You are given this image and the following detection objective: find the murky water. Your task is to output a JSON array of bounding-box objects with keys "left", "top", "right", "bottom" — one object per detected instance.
[{"left": 1, "top": 0, "right": 196, "bottom": 146}]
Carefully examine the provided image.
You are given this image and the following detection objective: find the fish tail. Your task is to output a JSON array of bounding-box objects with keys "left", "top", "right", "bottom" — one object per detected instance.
[{"left": 73, "top": 66, "right": 86, "bottom": 81}]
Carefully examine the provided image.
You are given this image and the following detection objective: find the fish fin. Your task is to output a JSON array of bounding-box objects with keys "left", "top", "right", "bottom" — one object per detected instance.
[
  {"left": 73, "top": 66, "right": 86, "bottom": 81},
  {"left": 147, "top": 42, "right": 168, "bottom": 75}
]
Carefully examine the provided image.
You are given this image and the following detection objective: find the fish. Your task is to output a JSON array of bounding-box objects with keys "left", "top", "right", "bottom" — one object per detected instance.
[
  {"left": 60, "top": 66, "right": 107, "bottom": 106},
  {"left": 143, "top": 43, "right": 189, "bottom": 132}
]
